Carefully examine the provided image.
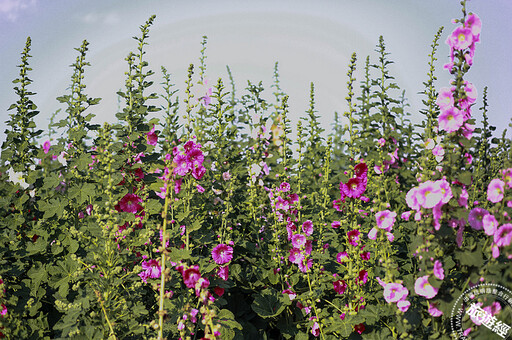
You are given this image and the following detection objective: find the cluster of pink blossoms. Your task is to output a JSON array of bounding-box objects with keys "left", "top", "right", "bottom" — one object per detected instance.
[
  {"left": 376, "top": 277, "right": 410, "bottom": 312},
  {"left": 437, "top": 13, "right": 481, "bottom": 135},
  {"left": 334, "top": 162, "right": 368, "bottom": 210},
  {"left": 368, "top": 209, "right": 397, "bottom": 242},
  {"left": 173, "top": 140, "right": 206, "bottom": 180}
]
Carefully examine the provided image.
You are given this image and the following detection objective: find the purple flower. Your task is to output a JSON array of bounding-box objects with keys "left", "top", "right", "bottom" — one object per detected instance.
[
  {"left": 494, "top": 224, "right": 512, "bottom": 248},
  {"left": 468, "top": 207, "right": 489, "bottom": 231},
  {"left": 433, "top": 260, "right": 444, "bottom": 280},
  {"left": 301, "top": 220, "right": 313, "bottom": 236},
  {"left": 347, "top": 229, "right": 360, "bottom": 246},
  {"left": 212, "top": 244, "right": 233, "bottom": 264}
]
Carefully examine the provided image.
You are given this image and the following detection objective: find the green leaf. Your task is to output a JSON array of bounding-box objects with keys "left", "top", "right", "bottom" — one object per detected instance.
[
  {"left": 169, "top": 248, "right": 191, "bottom": 262},
  {"left": 146, "top": 199, "right": 162, "bottom": 214},
  {"left": 251, "top": 289, "right": 286, "bottom": 318}
]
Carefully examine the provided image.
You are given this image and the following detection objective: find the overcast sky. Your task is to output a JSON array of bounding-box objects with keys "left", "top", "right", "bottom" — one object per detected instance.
[{"left": 1, "top": 0, "right": 511, "bottom": 145}]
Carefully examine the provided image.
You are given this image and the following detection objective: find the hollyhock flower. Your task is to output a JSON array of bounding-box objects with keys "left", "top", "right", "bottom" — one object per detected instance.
[
  {"left": 414, "top": 276, "right": 438, "bottom": 299},
  {"left": 282, "top": 289, "right": 297, "bottom": 301},
  {"left": 7, "top": 168, "right": 29, "bottom": 189},
  {"left": 367, "top": 227, "right": 378, "bottom": 240},
  {"left": 383, "top": 283, "right": 408, "bottom": 303},
  {"left": 304, "top": 241, "right": 313, "bottom": 255},
  {"left": 311, "top": 321, "right": 320, "bottom": 337},
  {"left": 289, "top": 248, "right": 304, "bottom": 264},
  {"left": 331, "top": 221, "right": 341, "bottom": 229},
  {"left": 418, "top": 181, "right": 443, "bottom": 209},
  {"left": 139, "top": 259, "right": 161, "bottom": 283},
  {"left": 456, "top": 223, "right": 465, "bottom": 248},
  {"left": 375, "top": 210, "right": 397, "bottom": 232},
  {"left": 119, "top": 193, "right": 143, "bottom": 213},
  {"left": 501, "top": 168, "right": 512, "bottom": 188},
  {"left": 1, "top": 304, "right": 7, "bottom": 316},
  {"left": 438, "top": 179, "right": 453, "bottom": 204},
  {"left": 483, "top": 214, "right": 499, "bottom": 236},
  {"left": 146, "top": 125, "right": 158, "bottom": 145},
  {"left": 212, "top": 244, "right": 233, "bottom": 265},
  {"left": 494, "top": 224, "right": 512, "bottom": 248},
  {"left": 428, "top": 303, "right": 443, "bottom": 317},
  {"left": 465, "top": 13, "right": 482, "bottom": 41},
  {"left": 487, "top": 179, "right": 505, "bottom": 203},
  {"left": 434, "top": 260, "right": 444, "bottom": 280},
  {"left": 406, "top": 187, "right": 421, "bottom": 211},
  {"left": 458, "top": 188, "right": 469, "bottom": 208},
  {"left": 386, "top": 232, "right": 395, "bottom": 242},
  {"left": 401, "top": 211, "right": 412, "bottom": 221},
  {"left": 354, "top": 323, "right": 365, "bottom": 335},
  {"left": 217, "top": 266, "right": 229, "bottom": 280},
  {"left": 174, "top": 153, "right": 191, "bottom": 176},
  {"left": 43, "top": 140, "right": 51, "bottom": 154},
  {"left": 286, "top": 223, "right": 297, "bottom": 240},
  {"left": 461, "top": 122, "right": 475, "bottom": 139},
  {"left": 291, "top": 234, "right": 306, "bottom": 248},
  {"left": 447, "top": 26, "right": 473, "bottom": 50},
  {"left": 354, "top": 162, "right": 368, "bottom": 178},
  {"left": 468, "top": 207, "right": 489, "bottom": 231},
  {"left": 432, "top": 145, "right": 445, "bottom": 162},
  {"left": 298, "top": 258, "right": 313, "bottom": 273},
  {"left": 347, "top": 229, "right": 360, "bottom": 246},
  {"left": 360, "top": 251, "right": 371, "bottom": 261},
  {"left": 436, "top": 87, "right": 454, "bottom": 109},
  {"left": 357, "top": 270, "right": 368, "bottom": 285},
  {"left": 333, "top": 280, "right": 347, "bottom": 295},
  {"left": 187, "top": 148, "right": 204, "bottom": 167},
  {"left": 275, "top": 196, "right": 290, "bottom": 211},
  {"left": 483, "top": 301, "right": 502, "bottom": 316},
  {"left": 280, "top": 182, "right": 291, "bottom": 192},
  {"left": 182, "top": 265, "right": 201, "bottom": 288},
  {"left": 302, "top": 220, "right": 313, "bottom": 236},
  {"left": 342, "top": 177, "right": 367, "bottom": 199},
  {"left": 397, "top": 300, "right": 411, "bottom": 312},
  {"left": 336, "top": 251, "right": 348, "bottom": 264},
  {"left": 438, "top": 106, "right": 464, "bottom": 133},
  {"left": 192, "top": 165, "right": 206, "bottom": 180}
]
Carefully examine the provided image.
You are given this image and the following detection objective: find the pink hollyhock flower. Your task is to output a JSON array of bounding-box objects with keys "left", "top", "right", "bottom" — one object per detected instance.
[
  {"left": 378, "top": 138, "right": 386, "bottom": 147},
  {"left": 483, "top": 214, "right": 499, "bottom": 236},
  {"left": 447, "top": 26, "right": 473, "bottom": 50},
  {"left": 487, "top": 179, "right": 505, "bottom": 203},
  {"left": 187, "top": 148, "right": 204, "bottom": 167},
  {"left": 465, "top": 13, "right": 482, "bottom": 41},
  {"left": 286, "top": 223, "right": 297, "bottom": 240},
  {"left": 501, "top": 168, "right": 512, "bottom": 188},
  {"left": 397, "top": 300, "right": 410, "bottom": 312},
  {"left": 461, "top": 122, "right": 475, "bottom": 139},
  {"left": 282, "top": 289, "right": 297, "bottom": 300},
  {"left": 383, "top": 283, "right": 408, "bottom": 303},
  {"left": 196, "top": 184, "right": 205, "bottom": 193},
  {"left": 494, "top": 224, "right": 512, "bottom": 247},
  {"left": 302, "top": 220, "right": 313, "bottom": 236},
  {"left": 43, "top": 140, "right": 51, "bottom": 154},
  {"left": 139, "top": 259, "right": 161, "bottom": 283},
  {"left": 347, "top": 229, "right": 360, "bottom": 246},
  {"left": 414, "top": 276, "right": 438, "bottom": 299},
  {"left": 461, "top": 81, "right": 478, "bottom": 108},
  {"left": 468, "top": 207, "right": 489, "bottom": 231},
  {"left": 1, "top": 304, "right": 7, "bottom": 316},
  {"left": 119, "top": 193, "right": 143, "bottom": 213},
  {"left": 299, "top": 258, "right": 313, "bottom": 273},
  {"left": 367, "top": 227, "right": 378, "bottom": 240},
  {"left": 456, "top": 223, "right": 465, "bottom": 248},
  {"left": 173, "top": 153, "right": 191, "bottom": 176},
  {"left": 438, "top": 107, "right": 464, "bottom": 133},
  {"left": 182, "top": 265, "right": 201, "bottom": 288},
  {"left": 289, "top": 248, "right": 304, "bottom": 264},
  {"left": 406, "top": 187, "right": 421, "bottom": 211},
  {"left": 333, "top": 280, "right": 347, "bottom": 295},
  {"left": 304, "top": 240, "right": 313, "bottom": 255},
  {"left": 354, "top": 162, "right": 368, "bottom": 178},
  {"left": 483, "top": 301, "right": 502, "bottom": 316},
  {"left": 418, "top": 181, "right": 443, "bottom": 209},
  {"left": 336, "top": 251, "right": 348, "bottom": 264},
  {"left": 361, "top": 251, "right": 371, "bottom": 261},
  {"left": 212, "top": 244, "right": 233, "bottom": 264},
  {"left": 357, "top": 270, "right": 368, "bottom": 285},
  {"left": 146, "top": 125, "right": 158, "bottom": 146},
  {"left": 434, "top": 260, "right": 444, "bottom": 280},
  {"left": 276, "top": 196, "right": 290, "bottom": 211},
  {"left": 291, "top": 234, "right": 306, "bottom": 248},
  {"left": 280, "top": 182, "right": 291, "bottom": 192},
  {"left": 342, "top": 177, "right": 367, "bottom": 199},
  {"left": 432, "top": 203, "right": 443, "bottom": 231},
  {"left": 217, "top": 265, "right": 229, "bottom": 280},
  {"left": 311, "top": 321, "right": 320, "bottom": 337},
  {"left": 432, "top": 145, "right": 445, "bottom": 162},
  {"left": 436, "top": 87, "right": 454, "bottom": 110},
  {"left": 192, "top": 165, "right": 206, "bottom": 180},
  {"left": 331, "top": 221, "right": 341, "bottom": 229},
  {"left": 354, "top": 323, "right": 365, "bottom": 335},
  {"left": 458, "top": 188, "right": 469, "bottom": 208},
  {"left": 288, "top": 193, "right": 299, "bottom": 203},
  {"left": 438, "top": 179, "right": 453, "bottom": 204},
  {"left": 428, "top": 303, "right": 443, "bottom": 317},
  {"left": 401, "top": 211, "right": 412, "bottom": 221},
  {"left": 375, "top": 210, "right": 397, "bottom": 232},
  {"left": 386, "top": 232, "right": 395, "bottom": 242}
]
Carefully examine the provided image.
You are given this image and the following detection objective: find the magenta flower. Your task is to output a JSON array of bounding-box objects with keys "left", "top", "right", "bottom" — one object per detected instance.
[
  {"left": 447, "top": 26, "right": 473, "bottom": 50},
  {"left": 212, "top": 244, "right": 233, "bottom": 265},
  {"left": 291, "top": 234, "right": 306, "bottom": 248},
  {"left": 336, "top": 251, "right": 348, "bottom": 264},
  {"left": 217, "top": 265, "right": 229, "bottom": 280},
  {"left": 414, "top": 276, "right": 438, "bottom": 299},
  {"left": 406, "top": 187, "right": 421, "bottom": 211},
  {"left": 119, "top": 193, "right": 143, "bottom": 213},
  {"left": 397, "top": 300, "right": 410, "bottom": 312},
  {"left": 438, "top": 179, "right": 453, "bottom": 204},
  {"left": 139, "top": 259, "right": 161, "bottom": 283},
  {"left": 433, "top": 260, "right": 444, "bottom": 280},
  {"left": 360, "top": 251, "right": 371, "bottom": 261},
  {"left": 311, "top": 321, "right": 320, "bottom": 337},
  {"left": 375, "top": 210, "right": 397, "bottom": 232},
  {"left": 468, "top": 207, "right": 489, "bottom": 231},
  {"left": 487, "top": 179, "right": 505, "bottom": 203},
  {"left": 331, "top": 221, "right": 341, "bottom": 229},
  {"left": 333, "top": 280, "right": 347, "bottom": 295},
  {"left": 483, "top": 214, "right": 499, "bottom": 236},
  {"left": 383, "top": 283, "right": 408, "bottom": 303},
  {"left": 357, "top": 270, "right": 368, "bottom": 285},
  {"left": 282, "top": 289, "right": 296, "bottom": 301},
  {"left": 438, "top": 107, "right": 464, "bottom": 133},
  {"left": 302, "top": 220, "right": 313, "bottom": 236},
  {"left": 173, "top": 153, "right": 191, "bottom": 176},
  {"left": 465, "top": 13, "right": 482, "bottom": 41},
  {"left": 146, "top": 125, "right": 158, "bottom": 146},
  {"left": 347, "top": 229, "right": 360, "bottom": 246},
  {"left": 386, "top": 232, "right": 395, "bottom": 242},
  {"left": 289, "top": 248, "right": 304, "bottom": 264},
  {"left": 280, "top": 182, "right": 291, "bottom": 192},
  {"left": 418, "top": 181, "right": 443, "bottom": 209},
  {"left": 182, "top": 265, "right": 201, "bottom": 288},
  {"left": 428, "top": 303, "right": 443, "bottom": 317},
  {"left": 342, "top": 177, "right": 367, "bottom": 199},
  {"left": 494, "top": 224, "right": 512, "bottom": 248},
  {"left": 43, "top": 140, "right": 51, "bottom": 154},
  {"left": 298, "top": 258, "right": 313, "bottom": 273},
  {"left": 187, "top": 147, "right": 204, "bottom": 167},
  {"left": 354, "top": 162, "right": 368, "bottom": 178},
  {"left": 276, "top": 196, "right": 290, "bottom": 211}
]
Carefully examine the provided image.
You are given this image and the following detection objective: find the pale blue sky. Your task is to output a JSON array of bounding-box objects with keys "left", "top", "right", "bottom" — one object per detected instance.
[{"left": 1, "top": 0, "right": 511, "bottom": 144}]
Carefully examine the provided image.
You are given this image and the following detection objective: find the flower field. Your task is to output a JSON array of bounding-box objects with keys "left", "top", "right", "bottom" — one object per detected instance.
[{"left": 1, "top": 2, "right": 511, "bottom": 339}]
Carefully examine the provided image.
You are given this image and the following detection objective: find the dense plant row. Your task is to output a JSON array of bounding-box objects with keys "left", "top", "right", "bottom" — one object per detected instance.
[{"left": 1, "top": 2, "right": 511, "bottom": 339}]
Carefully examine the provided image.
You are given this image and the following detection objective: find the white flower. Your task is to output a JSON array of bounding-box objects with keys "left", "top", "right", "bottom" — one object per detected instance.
[
  {"left": 7, "top": 168, "right": 29, "bottom": 189},
  {"left": 57, "top": 152, "right": 67, "bottom": 166}
]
